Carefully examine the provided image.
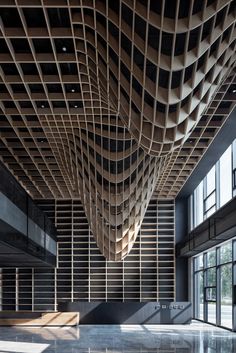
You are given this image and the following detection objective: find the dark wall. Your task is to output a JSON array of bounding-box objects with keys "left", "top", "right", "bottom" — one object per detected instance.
[{"left": 175, "top": 197, "right": 188, "bottom": 244}]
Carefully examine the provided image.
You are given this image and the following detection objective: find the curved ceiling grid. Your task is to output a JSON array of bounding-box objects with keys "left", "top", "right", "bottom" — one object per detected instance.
[
  {"left": 0, "top": 0, "right": 235, "bottom": 260},
  {"left": 72, "top": 0, "right": 235, "bottom": 156}
]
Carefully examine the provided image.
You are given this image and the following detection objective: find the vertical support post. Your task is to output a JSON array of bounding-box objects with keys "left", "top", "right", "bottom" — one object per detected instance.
[
  {"left": 32, "top": 268, "right": 34, "bottom": 311},
  {"left": 216, "top": 246, "right": 221, "bottom": 326},
  {"left": 192, "top": 258, "right": 196, "bottom": 318},
  {"left": 232, "top": 240, "right": 236, "bottom": 331},
  {"left": 15, "top": 268, "right": 19, "bottom": 311},
  {"left": 203, "top": 253, "right": 207, "bottom": 322},
  {"left": 71, "top": 200, "right": 74, "bottom": 303},
  {"left": 0, "top": 269, "right": 2, "bottom": 311}
]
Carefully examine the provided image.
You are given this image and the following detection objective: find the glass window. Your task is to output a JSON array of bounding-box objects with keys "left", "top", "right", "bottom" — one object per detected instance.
[
  {"left": 220, "top": 264, "right": 232, "bottom": 328},
  {"left": 206, "top": 287, "right": 216, "bottom": 301},
  {"left": 189, "top": 195, "right": 194, "bottom": 231},
  {"left": 207, "top": 301, "right": 216, "bottom": 324},
  {"left": 195, "top": 271, "right": 204, "bottom": 320},
  {"left": 193, "top": 239, "right": 234, "bottom": 330},
  {"left": 233, "top": 140, "right": 236, "bottom": 170},
  {"left": 190, "top": 138, "right": 236, "bottom": 231},
  {"left": 206, "top": 267, "right": 216, "bottom": 286},
  {"left": 219, "top": 146, "right": 232, "bottom": 207},
  {"left": 205, "top": 165, "right": 216, "bottom": 195},
  {"left": 220, "top": 242, "right": 232, "bottom": 264},
  {"left": 194, "top": 181, "right": 203, "bottom": 227},
  {"left": 204, "top": 166, "right": 216, "bottom": 218},
  {"left": 205, "top": 193, "right": 215, "bottom": 212},
  {"left": 233, "top": 140, "right": 236, "bottom": 197},
  {"left": 195, "top": 254, "right": 203, "bottom": 271},
  {"left": 207, "top": 250, "right": 216, "bottom": 268}
]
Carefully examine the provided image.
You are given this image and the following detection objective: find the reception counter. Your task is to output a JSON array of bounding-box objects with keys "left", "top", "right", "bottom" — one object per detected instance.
[{"left": 58, "top": 301, "right": 192, "bottom": 324}]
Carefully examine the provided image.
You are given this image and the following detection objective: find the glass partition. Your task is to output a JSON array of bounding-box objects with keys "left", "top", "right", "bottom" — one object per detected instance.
[
  {"left": 193, "top": 240, "right": 234, "bottom": 330},
  {"left": 194, "top": 269, "right": 204, "bottom": 320},
  {"left": 220, "top": 264, "right": 232, "bottom": 329}
]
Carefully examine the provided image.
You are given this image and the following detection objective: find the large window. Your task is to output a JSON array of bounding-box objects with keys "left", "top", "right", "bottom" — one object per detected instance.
[
  {"left": 190, "top": 138, "right": 236, "bottom": 230},
  {"left": 193, "top": 240, "right": 234, "bottom": 330},
  {"left": 204, "top": 166, "right": 216, "bottom": 218},
  {"left": 233, "top": 140, "right": 236, "bottom": 197},
  {"left": 219, "top": 146, "right": 232, "bottom": 207},
  {"left": 193, "top": 182, "right": 203, "bottom": 228}
]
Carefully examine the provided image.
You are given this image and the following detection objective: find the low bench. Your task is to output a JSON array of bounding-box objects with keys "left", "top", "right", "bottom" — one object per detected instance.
[{"left": 0, "top": 311, "right": 79, "bottom": 326}]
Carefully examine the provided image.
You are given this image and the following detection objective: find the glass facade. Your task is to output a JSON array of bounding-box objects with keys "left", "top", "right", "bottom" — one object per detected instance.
[
  {"left": 189, "top": 140, "right": 236, "bottom": 230},
  {"left": 193, "top": 239, "right": 234, "bottom": 330}
]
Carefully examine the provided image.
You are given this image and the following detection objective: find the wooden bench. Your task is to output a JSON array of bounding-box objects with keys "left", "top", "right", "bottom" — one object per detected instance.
[{"left": 0, "top": 312, "right": 79, "bottom": 326}]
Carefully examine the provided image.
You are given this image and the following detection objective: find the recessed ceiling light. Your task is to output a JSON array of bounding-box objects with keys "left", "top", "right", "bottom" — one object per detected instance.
[
  {"left": 74, "top": 105, "right": 78, "bottom": 108},
  {"left": 71, "top": 89, "right": 75, "bottom": 93},
  {"left": 233, "top": 89, "right": 236, "bottom": 93},
  {"left": 41, "top": 104, "right": 45, "bottom": 108},
  {"left": 62, "top": 46, "right": 67, "bottom": 52}
]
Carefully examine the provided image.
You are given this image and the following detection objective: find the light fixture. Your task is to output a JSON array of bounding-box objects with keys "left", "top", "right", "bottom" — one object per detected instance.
[
  {"left": 233, "top": 89, "right": 236, "bottom": 93},
  {"left": 62, "top": 46, "right": 67, "bottom": 52},
  {"left": 71, "top": 89, "right": 75, "bottom": 93},
  {"left": 74, "top": 105, "right": 78, "bottom": 108},
  {"left": 41, "top": 104, "right": 45, "bottom": 108}
]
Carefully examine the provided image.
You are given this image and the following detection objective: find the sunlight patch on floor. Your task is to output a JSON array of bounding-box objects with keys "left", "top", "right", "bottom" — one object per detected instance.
[{"left": 0, "top": 340, "right": 49, "bottom": 353}]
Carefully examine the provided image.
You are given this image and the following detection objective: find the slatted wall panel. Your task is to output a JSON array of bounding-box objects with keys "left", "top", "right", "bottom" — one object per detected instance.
[
  {"left": 0, "top": 199, "right": 175, "bottom": 310},
  {"left": 1, "top": 269, "right": 16, "bottom": 310},
  {"left": 18, "top": 269, "right": 32, "bottom": 311},
  {"left": 33, "top": 269, "right": 56, "bottom": 312},
  {"left": 157, "top": 201, "right": 175, "bottom": 300}
]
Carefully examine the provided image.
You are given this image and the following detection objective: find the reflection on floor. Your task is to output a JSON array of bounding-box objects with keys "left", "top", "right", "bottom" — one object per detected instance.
[{"left": 0, "top": 321, "right": 235, "bottom": 353}]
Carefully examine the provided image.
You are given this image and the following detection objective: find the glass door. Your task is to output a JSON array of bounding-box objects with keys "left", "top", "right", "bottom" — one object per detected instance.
[
  {"left": 220, "top": 243, "right": 233, "bottom": 328},
  {"left": 205, "top": 285, "right": 216, "bottom": 324},
  {"left": 195, "top": 271, "right": 204, "bottom": 320},
  {"left": 206, "top": 252, "right": 216, "bottom": 324}
]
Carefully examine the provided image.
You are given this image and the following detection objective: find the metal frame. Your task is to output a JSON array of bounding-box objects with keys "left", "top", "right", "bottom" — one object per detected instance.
[
  {"left": 190, "top": 139, "right": 236, "bottom": 231},
  {"left": 193, "top": 240, "right": 234, "bottom": 331}
]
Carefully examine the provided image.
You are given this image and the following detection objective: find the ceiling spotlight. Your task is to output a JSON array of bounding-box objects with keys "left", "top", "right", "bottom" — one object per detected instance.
[
  {"left": 233, "top": 89, "right": 236, "bottom": 93},
  {"left": 74, "top": 105, "right": 78, "bottom": 108},
  {"left": 71, "top": 89, "right": 75, "bottom": 93},
  {"left": 62, "top": 46, "right": 67, "bottom": 52},
  {"left": 41, "top": 104, "right": 45, "bottom": 108}
]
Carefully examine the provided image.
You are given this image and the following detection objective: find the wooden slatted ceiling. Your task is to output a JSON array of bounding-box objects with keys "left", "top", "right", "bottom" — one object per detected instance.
[{"left": 0, "top": 1, "right": 235, "bottom": 260}]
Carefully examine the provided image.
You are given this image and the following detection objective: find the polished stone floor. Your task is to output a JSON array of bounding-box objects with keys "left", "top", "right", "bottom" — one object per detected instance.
[{"left": 0, "top": 321, "right": 235, "bottom": 353}]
